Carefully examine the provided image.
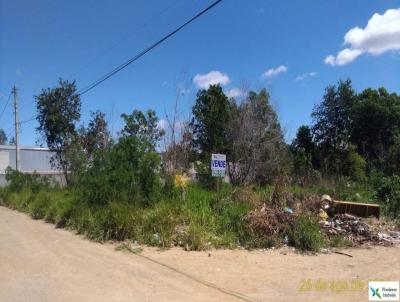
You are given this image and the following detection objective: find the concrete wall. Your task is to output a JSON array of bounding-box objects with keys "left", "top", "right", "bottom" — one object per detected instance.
[{"left": 0, "top": 145, "right": 64, "bottom": 187}]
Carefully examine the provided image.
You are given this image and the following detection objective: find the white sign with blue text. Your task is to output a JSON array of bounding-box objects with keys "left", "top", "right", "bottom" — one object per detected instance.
[{"left": 211, "top": 153, "right": 226, "bottom": 178}]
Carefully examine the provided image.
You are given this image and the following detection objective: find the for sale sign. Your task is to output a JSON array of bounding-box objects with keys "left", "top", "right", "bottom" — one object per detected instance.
[{"left": 211, "top": 154, "right": 226, "bottom": 178}]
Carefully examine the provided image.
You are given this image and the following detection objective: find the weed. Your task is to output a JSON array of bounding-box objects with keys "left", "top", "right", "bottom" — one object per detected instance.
[{"left": 288, "top": 215, "right": 325, "bottom": 252}]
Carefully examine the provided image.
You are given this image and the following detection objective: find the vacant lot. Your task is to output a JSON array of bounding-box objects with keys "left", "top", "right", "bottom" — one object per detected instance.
[{"left": 0, "top": 206, "right": 399, "bottom": 302}]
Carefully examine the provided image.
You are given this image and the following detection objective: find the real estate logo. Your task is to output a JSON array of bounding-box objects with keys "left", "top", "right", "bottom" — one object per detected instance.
[{"left": 369, "top": 281, "right": 399, "bottom": 301}]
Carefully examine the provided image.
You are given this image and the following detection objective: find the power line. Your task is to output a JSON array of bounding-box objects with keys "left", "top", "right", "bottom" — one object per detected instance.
[
  {"left": 19, "top": 116, "right": 36, "bottom": 125},
  {"left": 5, "top": 0, "right": 223, "bottom": 127},
  {"left": 0, "top": 91, "right": 12, "bottom": 121},
  {"left": 78, "top": 0, "right": 223, "bottom": 96}
]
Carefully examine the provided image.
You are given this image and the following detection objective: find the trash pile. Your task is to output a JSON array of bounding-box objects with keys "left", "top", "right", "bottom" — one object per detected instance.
[
  {"left": 245, "top": 204, "right": 293, "bottom": 236},
  {"left": 318, "top": 195, "right": 400, "bottom": 246}
]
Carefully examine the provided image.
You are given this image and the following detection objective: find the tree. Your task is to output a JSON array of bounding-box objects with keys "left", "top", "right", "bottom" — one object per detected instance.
[
  {"left": 35, "top": 79, "right": 81, "bottom": 184},
  {"left": 121, "top": 109, "right": 163, "bottom": 150},
  {"left": 350, "top": 87, "right": 400, "bottom": 173},
  {"left": 311, "top": 79, "right": 356, "bottom": 175},
  {"left": 79, "top": 136, "right": 161, "bottom": 205},
  {"left": 191, "top": 84, "right": 231, "bottom": 160},
  {"left": 292, "top": 126, "right": 314, "bottom": 155},
  {"left": 290, "top": 125, "right": 316, "bottom": 184},
  {"left": 190, "top": 84, "right": 231, "bottom": 186},
  {"left": 81, "top": 110, "right": 111, "bottom": 157},
  {"left": 0, "top": 129, "right": 7, "bottom": 145},
  {"left": 228, "top": 89, "right": 285, "bottom": 185}
]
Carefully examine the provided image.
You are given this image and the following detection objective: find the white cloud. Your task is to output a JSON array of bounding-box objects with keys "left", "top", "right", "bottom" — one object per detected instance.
[
  {"left": 226, "top": 87, "right": 245, "bottom": 98},
  {"left": 295, "top": 71, "right": 317, "bottom": 82},
  {"left": 261, "top": 65, "right": 288, "bottom": 78},
  {"left": 193, "top": 70, "right": 230, "bottom": 89},
  {"left": 325, "top": 8, "right": 400, "bottom": 66}
]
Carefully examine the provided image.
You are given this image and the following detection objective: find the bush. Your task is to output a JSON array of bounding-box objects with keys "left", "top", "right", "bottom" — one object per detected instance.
[
  {"left": 343, "top": 145, "right": 367, "bottom": 183},
  {"left": 45, "top": 190, "right": 79, "bottom": 227},
  {"left": 29, "top": 190, "right": 52, "bottom": 219},
  {"left": 136, "top": 201, "right": 180, "bottom": 247},
  {"left": 78, "top": 136, "right": 161, "bottom": 205},
  {"left": 5, "top": 167, "right": 50, "bottom": 193},
  {"left": 374, "top": 175, "right": 400, "bottom": 219},
  {"left": 1, "top": 189, "right": 32, "bottom": 211},
  {"left": 288, "top": 215, "right": 325, "bottom": 252}
]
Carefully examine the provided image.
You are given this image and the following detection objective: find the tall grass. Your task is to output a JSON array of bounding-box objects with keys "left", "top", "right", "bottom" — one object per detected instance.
[{"left": 1, "top": 176, "right": 378, "bottom": 252}]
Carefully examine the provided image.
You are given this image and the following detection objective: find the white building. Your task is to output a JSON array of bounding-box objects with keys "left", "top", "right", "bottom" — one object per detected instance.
[{"left": 0, "top": 145, "right": 64, "bottom": 186}]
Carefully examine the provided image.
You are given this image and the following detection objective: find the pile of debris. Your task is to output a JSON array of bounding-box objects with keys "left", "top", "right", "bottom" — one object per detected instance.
[
  {"left": 318, "top": 195, "right": 400, "bottom": 246},
  {"left": 245, "top": 204, "right": 294, "bottom": 236}
]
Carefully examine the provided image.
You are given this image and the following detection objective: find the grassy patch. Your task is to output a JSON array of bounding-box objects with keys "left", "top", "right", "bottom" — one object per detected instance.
[
  {"left": 288, "top": 215, "right": 325, "bottom": 252},
  {"left": 2, "top": 180, "right": 381, "bottom": 252},
  {"left": 328, "top": 235, "right": 353, "bottom": 248}
]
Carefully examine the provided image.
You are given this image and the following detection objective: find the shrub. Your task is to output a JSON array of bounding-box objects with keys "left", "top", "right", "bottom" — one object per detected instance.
[
  {"left": 288, "top": 215, "right": 325, "bottom": 252},
  {"left": 1, "top": 189, "right": 32, "bottom": 211},
  {"left": 5, "top": 167, "right": 50, "bottom": 193},
  {"left": 183, "top": 223, "right": 212, "bottom": 250},
  {"left": 137, "top": 201, "right": 181, "bottom": 247},
  {"left": 29, "top": 191, "right": 52, "bottom": 219},
  {"left": 78, "top": 136, "right": 161, "bottom": 205},
  {"left": 44, "top": 190, "right": 79, "bottom": 227},
  {"left": 374, "top": 175, "right": 400, "bottom": 219}
]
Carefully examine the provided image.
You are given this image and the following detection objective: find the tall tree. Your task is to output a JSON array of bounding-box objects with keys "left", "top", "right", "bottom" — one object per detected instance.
[
  {"left": 121, "top": 109, "right": 163, "bottom": 150},
  {"left": 311, "top": 79, "right": 356, "bottom": 175},
  {"left": 350, "top": 87, "right": 400, "bottom": 173},
  {"left": 228, "top": 89, "right": 285, "bottom": 185},
  {"left": 290, "top": 125, "right": 316, "bottom": 184},
  {"left": 190, "top": 84, "right": 231, "bottom": 161},
  {"left": 292, "top": 126, "right": 314, "bottom": 155},
  {"left": 35, "top": 79, "right": 81, "bottom": 184},
  {"left": 81, "top": 110, "right": 111, "bottom": 156},
  {"left": 0, "top": 129, "right": 7, "bottom": 145}
]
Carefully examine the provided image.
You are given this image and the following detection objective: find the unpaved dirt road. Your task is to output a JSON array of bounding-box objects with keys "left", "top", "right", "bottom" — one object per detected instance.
[{"left": 1, "top": 206, "right": 399, "bottom": 302}]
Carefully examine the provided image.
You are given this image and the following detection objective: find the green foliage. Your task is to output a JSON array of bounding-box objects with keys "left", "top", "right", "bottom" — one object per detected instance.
[
  {"left": 29, "top": 190, "right": 52, "bottom": 219},
  {"left": 193, "top": 161, "right": 214, "bottom": 189},
  {"left": 288, "top": 215, "right": 325, "bottom": 252},
  {"left": 328, "top": 235, "right": 352, "bottom": 248},
  {"left": 80, "top": 110, "right": 111, "bottom": 157},
  {"left": 312, "top": 79, "right": 355, "bottom": 154},
  {"left": 351, "top": 88, "right": 400, "bottom": 173},
  {"left": 120, "top": 109, "right": 163, "bottom": 149},
  {"left": 292, "top": 125, "right": 314, "bottom": 155},
  {"left": 5, "top": 167, "right": 50, "bottom": 193},
  {"left": 311, "top": 79, "right": 357, "bottom": 177},
  {"left": 342, "top": 145, "right": 367, "bottom": 182},
  {"left": 45, "top": 191, "right": 78, "bottom": 227},
  {"left": 385, "top": 135, "right": 400, "bottom": 175},
  {"left": 191, "top": 84, "right": 231, "bottom": 161},
  {"left": 137, "top": 201, "right": 180, "bottom": 247},
  {"left": 35, "top": 79, "right": 81, "bottom": 184},
  {"left": 78, "top": 136, "right": 161, "bottom": 205},
  {"left": 374, "top": 175, "right": 400, "bottom": 219}
]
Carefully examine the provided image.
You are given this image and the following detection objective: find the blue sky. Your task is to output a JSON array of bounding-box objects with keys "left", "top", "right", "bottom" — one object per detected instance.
[{"left": 1, "top": 0, "right": 399, "bottom": 146}]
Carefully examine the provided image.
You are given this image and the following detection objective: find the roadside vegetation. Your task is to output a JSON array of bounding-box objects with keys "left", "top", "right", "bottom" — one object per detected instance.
[{"left": 0, "top": 78, "right": 399, "bottom": 252}]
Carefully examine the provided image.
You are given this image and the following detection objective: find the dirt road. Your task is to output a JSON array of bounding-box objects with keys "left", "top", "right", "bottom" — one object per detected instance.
[{"left": 1, "top": 206, "right": 399, "bottom": 302}]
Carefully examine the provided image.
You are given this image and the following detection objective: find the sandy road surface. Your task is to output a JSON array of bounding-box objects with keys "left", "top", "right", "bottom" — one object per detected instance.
[{"left": 0, "top": 206, "right": 399, "bottom": 302}]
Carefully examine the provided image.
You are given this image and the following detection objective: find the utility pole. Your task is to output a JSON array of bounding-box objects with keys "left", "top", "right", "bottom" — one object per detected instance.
[{"left": 12, "top": 85, "right": 20, "bottom": 171}]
